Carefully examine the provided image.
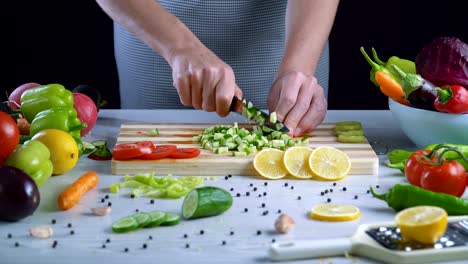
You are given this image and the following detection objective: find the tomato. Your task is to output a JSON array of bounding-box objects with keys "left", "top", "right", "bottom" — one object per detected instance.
[
  {"left": 141, "top": 145, "right": 177, "bottom": 160},
  {"left": 112, "top": 141, "right": 154, "bottom": 160},
  {"left": 420, "top": 160, "right": 467, "bottom": 197},
  {"left": 0, "top": 112, "right": 20, "bottom": 162},
  {"left": 169, "top": 148, "right": 201, "bottom": 159},
  {"left": 405, "top": 150, "right": 434, "bottom": 187}
]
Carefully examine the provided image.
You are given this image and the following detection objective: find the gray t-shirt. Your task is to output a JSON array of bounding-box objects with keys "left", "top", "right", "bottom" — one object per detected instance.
[{"left": 114, "top": 0, "right": 329, "bottom": 109}]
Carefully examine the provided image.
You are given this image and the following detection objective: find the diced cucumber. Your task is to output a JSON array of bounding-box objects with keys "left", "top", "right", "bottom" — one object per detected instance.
[
  {"left": 109, "top": 183, "right": 120, "bottom": 194},
  {"left": 112, "top": 216, "right": 139, "bottom": 233},
  {"left": 182, "top": 187, "right": 233, "bottom": 220},
  {"left": 270, "top": 112, "right": 277, "bottom": 123},
  {"left": 192, "top": 135, "right": 202, "bottom": 141},
  {"left": 214, "top": 147, "right": 229, "bottom": 154},
  {"left": 160, "top": 213, "right": 181, "bottom": 226},
  {"left": 145, "top": 211, "right": 167, "bottom": 228},
  {"left": 233, "top": 151, "right": 247, "bottom": 157}
]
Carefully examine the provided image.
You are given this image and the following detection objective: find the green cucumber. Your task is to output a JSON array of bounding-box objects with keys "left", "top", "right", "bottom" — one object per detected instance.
[
  {"left": 112, "top": 216, "right": 139, "bottom": 233},
  {"left": 160, "top": 213, "right": 181, "bottom": 226},
  {"left": 132, "top": 212, "right": 152, "bottom": 227},
  {"left": 145, "top": 211, "right": 167, "bottom": 228},
  {"left": 182, "top": 186, "right": 233, "bottom": 220}
]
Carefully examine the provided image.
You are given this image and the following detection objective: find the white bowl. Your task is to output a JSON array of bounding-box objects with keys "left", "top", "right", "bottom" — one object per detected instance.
[{"left": 388, "top": 98, "right": 468, "bottom": 148}]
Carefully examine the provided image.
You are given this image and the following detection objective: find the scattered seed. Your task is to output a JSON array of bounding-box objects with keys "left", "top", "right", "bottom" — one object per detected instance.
[
  {"left": 264, "top": 182, "right": 268, "bottom": 186},
  {"left": 297, "top": 196, "right": 301, "bottom": 200},
  {"left": 376, "top": 185, "right": 380, "bottom": 188},
  {"left": 263, "top": 192, "right": 267, "bottom": 196},
  {"left": 102, "top": 244, "right": 106, "bottom": 249},
  {"left": 272, "top": 238, "right": 276, "bottom": 243},
  {"left": 290, "top": 186, "right": 294, "bottom": 190},
  {"left": 108, "top": 202, "right": 112, "bottom": 207},
  {"left": 256, "top": 230, "right": 262, "bottom": 235},
  {"left": 70, "top": 230, "right": 75, "bottom": 235},
  {"left": 342, "top": 187, "right": 347, "bottom": 191},
  {"left": 228, "top": 174, "right": 232, "bottom": 178},
  {"left": 150, "top": 199, "right": 154, "bottom": 204},
  {"left": 249, "top": 183, "right": 253, "bottom": 187},
  {"left": 67, "top": 223, "right": 72, "bottom": 228},
  {"left": 324, "top": 190, "right": 328, "bottom": 194},
  {"left": 244, "top": 208, "right": 248, "bottom": 212},
  {"left": 124, "top": 247, "right": 129, "bottom": 252},
  {"left": 258, "top": 194, "right": 262, "bottom": 197},
  {"left": 105, "top": 195, "right": 109, "bottom": 199},
  {"left": 284, "top": 183, "right": 288, "bottom": 187},
  {"left": 185, "top": 243, "right": 190, "bottom": 248},
  {"left": 200, "top": 230, "right": 205, "bottom": 235},
  {"left": 222, "top": 240, "right": 226, "bottom": 245},
  {"left": 30, "top": 226, "right": 53, "bottom": 239},
  {"left": 275, "top": 214, "right": 296, "bottom": 234},
  {"left": 320, "top": 192, "right": 324, "bottom": 196},
  {"left": 101, "top": 198, "right": 105, "bottom": 203},
  {"left": 52, "top": 240, "right": 58, "bottom": 248},
  {"left": 135, "top": 209, "right": 139, "bottom": 212},
  {"left": 106, "top": 238, "right": 111, "bottom": 243},
  {"left": 15, "top": 242, "right": 19, "bottom": 247},
  {"left": 367, "top": 189, "right": 370, "bottom": 194},
  {"left": 142, "top": 243, "right": 147, "bottom": 249},
  {"left": 329, "top": 189, "right": 333, "bottom": 192},
  {"left": 261, "top": 203, "right": 266, "bottom": 208},
  {"left": 236, "top": 193, "right": 241, "bottom": 197},
  {"left": 51, "top": 219, "right": 57, "bottom": 224},
  {"left": 333, "top": 182, "right": 337, "bottom": 186},
  {"left": 224, "top": 176, "right": 229, "bottom": 180},
  {"left": 253, "top": 187, "right": 258, "bottom": 191},
  {"left": 327, "top": 198, "right": 332, "bottom": 203},
  {"left": 230, "top": 231, "right": 234, "bottom": 235},
  {"left": 246, "top": 192, "right": 250, "bottom": 196},
  {"left": 148, "top": 235, "right": 153, "bottom": 240},
  {"left": 130, "top": 194, "right": 135, "bottom": 199},
  {"left": 262, "top": 211, "right": 269, "bottom": 216},
  {"left": 91, "top": 207, "right": 112, "bottom": 216},
  {"left": 277, "top": 209, "right": 282, "bottom": 214},
  {"left": 354, "top": 195, "right": 359, "bottom": 199},
  {"left": 7, "top": 234, "right": 12, "bottom": 239}
]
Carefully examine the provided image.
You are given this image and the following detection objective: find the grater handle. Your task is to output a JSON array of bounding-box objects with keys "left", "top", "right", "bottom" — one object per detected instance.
[{"left": 269, "top": 238, "right": 351, "bottom": 261}]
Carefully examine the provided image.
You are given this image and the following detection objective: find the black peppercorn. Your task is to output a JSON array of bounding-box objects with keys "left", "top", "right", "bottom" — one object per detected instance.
[
  {"left": 51, "top": 219, "right": 57, "bottom": 224},
  {"left": 230, "top": 231, "right": 234, "bottom": 235},
  {"left": 108, "top": 202, "right": 112, "bottom": 207},
  {"left": 14, "top": 242, "right": 19, "bottom": 247},
  {"left": 228, "top": 174, "right": 232, "bottom": 178},
  {"left": 70, "top": 230, "right": 75, "bottom": 235},
  {"left": 262, "top": 211, "right": 269, "bottom": 216},
  {"left": 320, "top": 192, "right": 324, "bottom": 196},
  {"left": 290, "top": 186, "right": 294, "bottom": 190},
  {"left": 263, "top": 192, "right": 267, "bottom": 196},
  {"left": 261, "top": 203, "right": 265, "bottom": 208},
  {"left": 236, "top": 193, "right": 241, "bottom": 197},
  {"left": 277, "top": 209, "right": 282, "bottom": 213},
  {"left": 284, "top": 183, "right": 288, "bottom": 187},
  {"left": 7, "top": 234, "right": 12, "bottom": 239},
  {"left": 224, "top": 176, "right": 229, "bottom": 180},
  {"left": 148, "top": 235, "right": 153, "bottom": 240},
  {"left": 200, "top": 230, "right": 204, "bottom": 235},
  {"left": 135, "top": 209, "right": 139, "bottom": 212},
  {"left": 354, "top": 195, "right": 358, "bottom": 199},
  {"left": 185, "top": 243, "right": 190, "bottom": 248},
  {"left": 324, "top": 190, "right": 328, "bottom": 194},
  {"left": 333, "top": 182, "right": 337, "bottom": 186},
  {"left": 376, "top": 185, "right": 380, "bottom": 188},
  {"left": 183, "top": 234, "right": 188, "bottom": 238},
  {"left": 256, "top": 230, "right": 262, "bottom": 235},
  {"left": 330, "top": 189, "right": 333, "bottom": 192},
  {"left": 367, "top": 189, "right": 370, "bottom": 194},
  {"left": 246, "top": 192, "right": 250, "bottom": 196},
  {"left": 272, "top": 238, "right": 276, "bottom": 243},
  {"left": 124, "top": 247, "right": 129, "bottom": 252},
  {"left": 130, "top": 194, "right": 135, "bottom": 199},
  {"left": 102, "top": 244, "right": 106, "bottom": 249},
  {"left": 67, "top": 223, "right": 72, "bottom": 228},
  {"left": 142, "top": 243, "right": 147, "bottom": 249},
  {"left": 222, "top": 240, "right": 226, "bottom": 245},
  {"left": 249, "top": 183, "right": 253, "bottom": 187},
  {"left": 264, "top": 182, "right": 268, "bottom": 186},
  {"left": 106, "top": 238, "right": 111, "bottom": 243},
  {"left": 105, "top": 195, "right": 109, "bottom": 199},
  {"left": 327, "top": 198, "right": 331, "bottom": 203},
  {"left": 297, "top": 196, "right": 301, "bottom": 200},
  {"left": 101, "top": 198, "right": 105, "bottom": 203},
  {"left": 150, "top": 199, "right": 154, "bottom": 204},
  {"left": 342, "top": 187, "right": 347, "bottom": 191},
  {"left": 253, "top": 187, "right": 257, "bottom": 191},
  {"left": 244, "top": 208, "right": 248, "bottom": 212}
]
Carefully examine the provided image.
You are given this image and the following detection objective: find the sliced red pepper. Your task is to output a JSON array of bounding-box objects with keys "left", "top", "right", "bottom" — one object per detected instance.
[{"left": 169, "top": 148, "right": 201, "bottom": 159}]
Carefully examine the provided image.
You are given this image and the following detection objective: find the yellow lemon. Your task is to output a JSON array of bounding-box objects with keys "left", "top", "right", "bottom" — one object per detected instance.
[
  {"left": 308, "top": 146, "right": 351, "bottom": 181},
  {"left": 283, "top": 146, "right": 314, "bottom": 179},
  {"left": 32, "top": 129, "right": 79, "bottom": 175},
  {"left": 310, "top": 204, "right": 360, "bottom": 221},
  {"left": 395, "top": 206, "right": 447, "bottom": 244},
  {"left": 253, "top": 148, "right": 288, "bottom": 179}
]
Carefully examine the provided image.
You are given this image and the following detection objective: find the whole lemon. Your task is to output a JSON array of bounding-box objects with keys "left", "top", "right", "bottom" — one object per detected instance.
[{"left": 32, "top": 129, "right": 79, "bottom": 175}]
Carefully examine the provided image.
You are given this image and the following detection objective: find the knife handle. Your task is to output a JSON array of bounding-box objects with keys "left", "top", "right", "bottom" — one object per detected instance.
[{"left": 268, "top": 238, "right": 351, "bottom": 261}]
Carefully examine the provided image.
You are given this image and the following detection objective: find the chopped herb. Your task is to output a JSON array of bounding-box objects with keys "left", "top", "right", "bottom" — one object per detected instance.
[{"left": 147, "top": 128, "right": 159, "bottom": 136}]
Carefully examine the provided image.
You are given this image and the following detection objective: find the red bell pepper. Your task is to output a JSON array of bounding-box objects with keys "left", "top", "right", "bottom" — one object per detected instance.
[{"left": 434, "top": 85, "right": 468, "bottom": 114}]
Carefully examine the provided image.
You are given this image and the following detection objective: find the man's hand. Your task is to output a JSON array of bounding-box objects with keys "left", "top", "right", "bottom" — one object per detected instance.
[
  {"left": 267, "top": 71, "right": 327, "bottom": 136},
  {"left": 170, "top": 48, "right": 243, "bottom": 117}
]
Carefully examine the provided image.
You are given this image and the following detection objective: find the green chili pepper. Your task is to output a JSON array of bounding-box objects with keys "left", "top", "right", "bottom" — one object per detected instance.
[
  {"left": 360, "top": 47, "right": 399, "bottom": 87},
  {"left": 20, "top": 84, "right": 74, "bottom": 123},
  {"left": 371, "top": 48, "right": 416, "bottom": 83},
  {"left": 387, "top": 149, "right": 414, "bottom": 164},
  {"left": 425, "top": 143, "right": 468, "bottom": 160},
  {"left": 370, "top": 184, "right": 468, "bottom": 215},
  {"left": 4, "top": 140, "right": 54, "bottom": 187},
  {"left": 29, "top": 106, "right": 84, "bottom": 138}
]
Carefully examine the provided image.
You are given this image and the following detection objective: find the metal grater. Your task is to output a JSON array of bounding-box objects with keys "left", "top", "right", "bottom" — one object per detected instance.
[{"left": 366, "top": 220, "right": 468, "bottom": 251}]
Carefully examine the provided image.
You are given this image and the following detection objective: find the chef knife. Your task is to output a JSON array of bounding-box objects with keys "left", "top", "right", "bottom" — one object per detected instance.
[{"left": 230, "top": 96, "right": 289, "bottom": 132}]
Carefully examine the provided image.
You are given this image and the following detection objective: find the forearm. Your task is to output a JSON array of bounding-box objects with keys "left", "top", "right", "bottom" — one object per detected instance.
[
  {"left": 277, "top": 0, "right": 339, "bottom": 77},
  {"left": 95, "top": 0, "right": 204, "bottom": 65}
]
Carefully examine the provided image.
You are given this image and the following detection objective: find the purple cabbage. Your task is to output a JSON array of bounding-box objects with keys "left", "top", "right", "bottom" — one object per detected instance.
[{"left": 415, "top": 37, "right": 468, "bottom": 87}]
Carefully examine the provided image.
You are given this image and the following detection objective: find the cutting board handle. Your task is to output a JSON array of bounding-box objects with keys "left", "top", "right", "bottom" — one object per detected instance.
[{"left": 268, "top": 238, "right": 351, "bottom": 261}]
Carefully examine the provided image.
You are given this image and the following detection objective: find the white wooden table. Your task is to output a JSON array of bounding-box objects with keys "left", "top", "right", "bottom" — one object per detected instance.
[{"left": 0, "top": 110, "right": 465, "bottom": 264}]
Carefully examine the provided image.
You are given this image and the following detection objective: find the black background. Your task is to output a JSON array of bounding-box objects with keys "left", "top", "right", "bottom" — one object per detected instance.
[{"left": 2, "top": 0, "right": 466, "bottom": 110}]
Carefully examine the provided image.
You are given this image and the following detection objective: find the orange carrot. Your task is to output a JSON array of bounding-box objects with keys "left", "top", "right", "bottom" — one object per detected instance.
[
  {"left": 58, "top": 171, "right": 99, "bottom": 210},
  {"left": 375, "top": 71, "right": 408, "bottom": 105}
]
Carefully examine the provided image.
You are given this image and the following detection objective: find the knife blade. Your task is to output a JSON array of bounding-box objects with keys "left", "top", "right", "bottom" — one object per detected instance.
[{"left": 230, "top": 96, "right": 289, "bottom": 132}]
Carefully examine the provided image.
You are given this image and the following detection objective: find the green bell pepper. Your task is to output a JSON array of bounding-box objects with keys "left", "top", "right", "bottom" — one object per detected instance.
[
  {"left": 20, "top": 84, "right": 74, "bottom": 123},
  {"left": 4, "top": 140, "right": 53, "bottom": 187},
  {"left": 29, "top": 106, "right": 84, "bottom": 138}
]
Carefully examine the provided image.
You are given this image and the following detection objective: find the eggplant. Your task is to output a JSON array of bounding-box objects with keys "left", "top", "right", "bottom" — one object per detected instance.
[
  {"left": 0, "top": 166, "right": 40, "bottom": 222},
  {"left": 392, "top": 65, "right": 438, "bottom": 111}
]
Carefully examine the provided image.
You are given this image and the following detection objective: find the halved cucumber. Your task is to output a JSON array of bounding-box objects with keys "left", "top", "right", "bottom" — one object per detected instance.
[
  {"left": 112, "top": 216, "right": 139, "bottom": 233},
  {"left": 160, "top": 213, "right": 181, "bottom": 226},
  {"left": 182, "top": 187, "right": 233, "bottom": 220},
  {"left": 145, "top": 211, "right": 167, "bottom": 228}
]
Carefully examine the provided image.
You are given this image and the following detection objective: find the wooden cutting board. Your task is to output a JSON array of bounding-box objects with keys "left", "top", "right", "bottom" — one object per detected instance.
[{"left": 111, "top": 123, "right": 379, "bottom": 176}]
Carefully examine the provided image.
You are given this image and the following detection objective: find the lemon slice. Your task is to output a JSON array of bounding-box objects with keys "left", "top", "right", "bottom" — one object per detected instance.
[
  {"left": 308, "top": 146, "right": 351, "bottom": 181},
  {"left": 309, "top": 204, "right": 360, "bottom": 221},
  {"left": 283, "top": 146, "right": 314, "bottom": 179},
  {"left": 395, "top": 206, "right": 447, "bottom": 244},
  {"left": 253, "top": 149, "right": 288, "bottom": 179}
]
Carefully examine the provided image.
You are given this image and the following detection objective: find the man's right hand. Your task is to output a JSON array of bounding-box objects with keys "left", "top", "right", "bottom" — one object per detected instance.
[{"left": 170, "top": 47, "right": 242, "bottom": 117}]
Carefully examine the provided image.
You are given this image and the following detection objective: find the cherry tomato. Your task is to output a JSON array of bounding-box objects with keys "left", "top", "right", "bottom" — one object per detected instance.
[
  {"left": 112, "top": 141, "right": 154, "bottom": 160},
  {"left": 0, "top": 111, "right": 20, "bottom": 161},
  {"left": 405, "top": 150, "right": 435, "bottom": 187},
  {"left": 169, "top": 148, "right": 201, "bottom": 159},
  {"left": 141, "top": 145, "right": 177, "bottom": 160},
  {"left": 420, "top": 160, "right": 467, "bottom": 197}
]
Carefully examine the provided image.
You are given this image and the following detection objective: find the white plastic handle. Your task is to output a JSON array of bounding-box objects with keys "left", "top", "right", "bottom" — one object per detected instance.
[{"left": 268, "top": 238, "right": 351, "bottom": 261}]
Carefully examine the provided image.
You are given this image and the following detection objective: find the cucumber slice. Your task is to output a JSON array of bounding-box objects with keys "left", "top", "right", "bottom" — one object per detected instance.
[
  {"left": 182, "top": 187, "right": 233, "bottom": 220},
  {"left": 132, "top": 212, "right": 152, "bottom": 227},
  {"left": 160, "top": 213, "right": 181, "bottom": 226},
  {"left": 145, "top": 211, "right": 167, "bottom": 228},
  {"left": 112, "top": 216, "right": 139, "bottom": 233}
]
